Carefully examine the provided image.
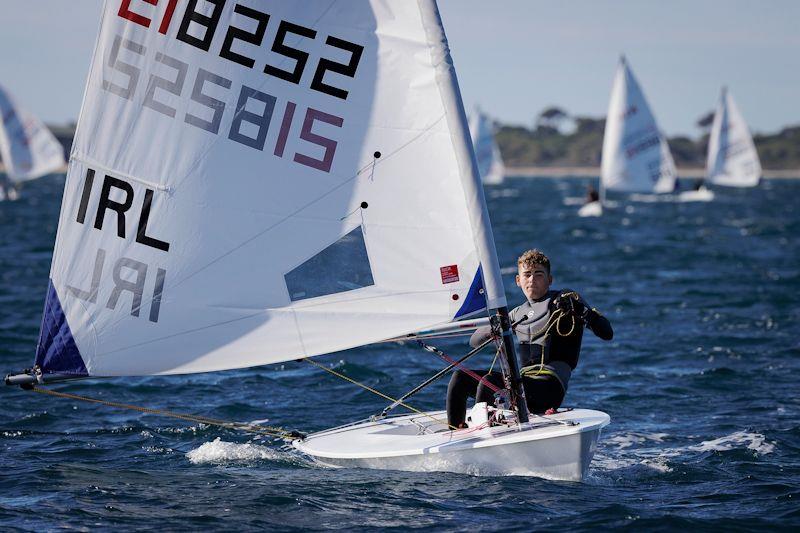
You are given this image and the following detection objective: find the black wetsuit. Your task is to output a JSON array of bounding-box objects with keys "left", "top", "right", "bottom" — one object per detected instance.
[{"left": 446, "top": 289, "right": 613, "bottom": 426}]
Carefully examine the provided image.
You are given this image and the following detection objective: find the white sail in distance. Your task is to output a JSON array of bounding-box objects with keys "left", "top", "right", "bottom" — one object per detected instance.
[
  {"left": 469, "top": 110, "right": 505, "bottom": 185},
  {"left": 600, "top": 56, "right": 676, "bottom": 194},
  {"left": 34, "top": 0, "right": 505, "bottom": 377},
  {"left": 0, "top": 83, "right": 65, "bottom": 184},
  {"left": 706, "top": 87, "right": 761, "bottom": 187}
]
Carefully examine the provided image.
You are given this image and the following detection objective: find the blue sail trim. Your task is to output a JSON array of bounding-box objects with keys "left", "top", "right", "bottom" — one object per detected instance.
[
  {"left": 454, "top": 265, "right": 487, "bottom": 319},
  {"left": 34, "top": 280, "right": 88, "bottom": 376}
]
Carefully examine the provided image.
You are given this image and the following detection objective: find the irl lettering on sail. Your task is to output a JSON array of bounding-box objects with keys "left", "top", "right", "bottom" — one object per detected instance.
[
  {"left": 109, "top": 0, "right": 366, "bottom": 173},
  {"left": 67, "top": 168, "right": 169, "bottom": 323}
]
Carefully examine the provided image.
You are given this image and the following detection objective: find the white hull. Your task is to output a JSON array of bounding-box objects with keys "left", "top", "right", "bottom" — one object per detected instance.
[
  {"left": 294, "top": 408, "right": 610, "bottom": 481},
  {"left": 578, "top": 201, "right": 603, "bottom": 217},
  {"left": 678, "top": 188, "right": 715, "bottom": 202}
]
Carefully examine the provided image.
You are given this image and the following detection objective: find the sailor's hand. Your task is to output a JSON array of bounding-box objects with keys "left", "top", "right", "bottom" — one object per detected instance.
[
  {"left": 555, "top": 294, "right": 572, "bottom": 312},
  {"left": 558, "top": 291, "right": 592, "bottom": 322},
  {"left": 571, "top": 297, "right": 587, "bottom": 318}
]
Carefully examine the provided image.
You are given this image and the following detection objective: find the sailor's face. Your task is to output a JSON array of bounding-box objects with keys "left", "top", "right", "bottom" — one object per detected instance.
[{"left": 516, "top": 263, "right": 552, "bottom": 301}]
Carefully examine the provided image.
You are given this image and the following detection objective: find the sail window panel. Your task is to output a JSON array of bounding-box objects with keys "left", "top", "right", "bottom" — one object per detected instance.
[{"left": 285, "top": 226, "right": 374, "bottom": 302}]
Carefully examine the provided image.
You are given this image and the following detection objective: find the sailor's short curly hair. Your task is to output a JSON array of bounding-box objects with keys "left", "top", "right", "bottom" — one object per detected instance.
[{"left": 517, "top": 249, "right": 551, "bottom": 274}]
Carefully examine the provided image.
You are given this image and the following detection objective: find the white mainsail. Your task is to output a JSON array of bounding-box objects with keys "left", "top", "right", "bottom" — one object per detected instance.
[
  {"left": 469, "top": 109, "right": 505, "bottom": 185},
  {"left": 600, "top": 56, "right": 676, "bottom": 194},
  {"left": 706, "top": 87, "right": 761, "bottom": 187},
  {"left": 35, "top": 0, "right": 505, "bottom": 377},
  {"left": 0, "top": 83, "right": 65, "bottom": 184}
]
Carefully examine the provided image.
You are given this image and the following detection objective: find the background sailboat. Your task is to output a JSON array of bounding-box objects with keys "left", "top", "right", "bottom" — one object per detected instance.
[
  {"left": 707, "top": 87, "right": 762, "bottom": 187},
  {"left": 586, "top": 56, "right": 676, "bottom": 216},
  {"left": 469, "top": 109, "right": 506, "bottom": 185},
  {"left": 0, "top": 83, "right": 65, "bottom": 200},
  {"left": 5, "top": 0, "right": 608, "bottom": 481}
]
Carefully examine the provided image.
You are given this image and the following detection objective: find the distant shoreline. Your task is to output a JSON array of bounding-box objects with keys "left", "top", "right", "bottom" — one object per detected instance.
[{"left": 507, "top": 167, "right": 800, "bottom": 179}]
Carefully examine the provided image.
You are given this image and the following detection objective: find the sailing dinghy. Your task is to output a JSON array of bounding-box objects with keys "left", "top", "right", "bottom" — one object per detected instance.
[
  {"left": 5, "top": 0, "right": 608, "bottom": 481},
  {"left": 0, "top": 83, "right": 65, "bottom": 200},
  {"left": 592, "top": 56, "right": 677, "bottom": 215},
  {"left": 677, "top": 185, "right": 715, "bottom": 203},
  {"left": 706, "top": 87, "right": 761, "bottom": 188},
  {"left": 468, "top": 109, "right": 505, "bottom": 185}
]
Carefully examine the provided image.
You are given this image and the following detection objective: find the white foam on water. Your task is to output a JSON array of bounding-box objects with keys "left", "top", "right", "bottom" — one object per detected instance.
[
  {"left": 605, "top": 432, "right": 669, "bottom": 450},
  {"left": 689, "top": 431, "right": 776, "bottom": 455},
  {"left": 591, "top": 452, "right": 674, "bottom": 474},
  {"left": 593, "top": 430, "right": 776, "bottom": 476},
  {"left": 186, "top": 437, "right": 282, "bottom": 464}
]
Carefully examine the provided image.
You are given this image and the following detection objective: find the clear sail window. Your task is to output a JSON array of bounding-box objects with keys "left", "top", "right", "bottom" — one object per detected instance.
[{"left": 285, "top": 226, "right": 374, "bottom": 302}]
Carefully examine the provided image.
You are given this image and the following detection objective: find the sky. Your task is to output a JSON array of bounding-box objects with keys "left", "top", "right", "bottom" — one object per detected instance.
[{"left": 0, "top": 0, "right": 797, "bottom": 137}]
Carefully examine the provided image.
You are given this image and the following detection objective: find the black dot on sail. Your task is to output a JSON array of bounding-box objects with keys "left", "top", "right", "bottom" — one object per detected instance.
[
  {"left": 452, "top": 294, "right": 459, "bottom": 301},
  {"left": 360, "top": 201, "right": 368, "bottom": 209},
  {"left": 373, "top": 151, "right": 381, "bottom": 159}
]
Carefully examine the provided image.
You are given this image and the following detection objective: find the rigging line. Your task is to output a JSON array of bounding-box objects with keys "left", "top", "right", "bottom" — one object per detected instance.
[
  {"left": 377, "top": 313, "right": 531, "bottom": 419},
  {"left": 302, "top": 358, "right": 456, "bottom": 431},
  {"left": 418, "top": 341, "right": 501, "bottom": 393},
  {"left": 377, "top": 335, "right": 498, "bottom": 418},
  {"left": 29, "top": 386, "right": 304, "bottom": 440}
]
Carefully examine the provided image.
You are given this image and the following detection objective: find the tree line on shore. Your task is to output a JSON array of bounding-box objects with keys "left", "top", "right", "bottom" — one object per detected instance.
[{"left": 496, "top": 107, "right": 800, "bottom": 169}]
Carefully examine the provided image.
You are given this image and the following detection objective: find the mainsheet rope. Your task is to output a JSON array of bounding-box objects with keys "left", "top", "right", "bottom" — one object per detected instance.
[{"left": 29, "top": 386, "right": 304, "bottom": 441}]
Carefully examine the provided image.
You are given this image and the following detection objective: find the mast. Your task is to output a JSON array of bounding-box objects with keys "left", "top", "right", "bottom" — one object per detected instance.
[{"left": 418, "top": 1, "right": 529, "bottom": 423}]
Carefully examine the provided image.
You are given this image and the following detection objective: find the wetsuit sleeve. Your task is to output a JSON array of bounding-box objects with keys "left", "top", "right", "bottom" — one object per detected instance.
[
  {"left": 585, "top": 309, "right": 613, "bottom": 340},
  {"left": 469, "top": 326, "right": 494, "bottom": 348}
]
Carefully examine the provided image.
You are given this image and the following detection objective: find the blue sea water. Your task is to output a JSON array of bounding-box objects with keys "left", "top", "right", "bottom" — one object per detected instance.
[{"left": 1, "top": 175, "right": 799, "bottom": 530}]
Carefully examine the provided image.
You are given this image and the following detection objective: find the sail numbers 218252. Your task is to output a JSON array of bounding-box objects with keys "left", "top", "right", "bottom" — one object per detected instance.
[{"left": 107, "top": 0, "right": 366, "bottom": 173}]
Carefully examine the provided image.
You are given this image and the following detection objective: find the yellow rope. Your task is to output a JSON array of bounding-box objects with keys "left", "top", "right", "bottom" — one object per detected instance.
[
  {"left": 303, "top": 358, "right": 455, "bottom": 430},
  {"left": 523, "top": 302, "right": 577, "bottom": 377},
  {"left": 30, "top": 386, "right": 301, "bottom": 440}
]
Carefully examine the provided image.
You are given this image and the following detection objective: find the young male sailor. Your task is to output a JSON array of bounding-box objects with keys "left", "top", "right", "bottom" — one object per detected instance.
[{"left": 447, "top": 249, "right": 613, "bottom": 427}]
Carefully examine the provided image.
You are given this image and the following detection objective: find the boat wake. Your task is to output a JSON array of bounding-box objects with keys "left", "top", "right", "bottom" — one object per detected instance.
[
  {"left": 591, "top": 430, "right": 776, "bottom": 477},
  {"left": 186, "top": 437, "right": 285, "bottom": 465}
]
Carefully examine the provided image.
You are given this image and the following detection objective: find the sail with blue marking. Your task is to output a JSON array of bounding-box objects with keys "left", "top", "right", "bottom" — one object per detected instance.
[{"left": 33, "top": 0, "right": 504, "bottom": 377}]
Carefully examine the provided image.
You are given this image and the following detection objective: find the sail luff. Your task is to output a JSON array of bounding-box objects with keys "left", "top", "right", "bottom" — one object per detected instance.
[{"left": 417, "top": 0, "right": 506, "bottom": 310}]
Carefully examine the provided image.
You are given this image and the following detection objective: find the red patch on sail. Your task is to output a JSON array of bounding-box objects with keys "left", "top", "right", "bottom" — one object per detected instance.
[{"left": 440, "top": 265, "right": 459, "bottom": 284}]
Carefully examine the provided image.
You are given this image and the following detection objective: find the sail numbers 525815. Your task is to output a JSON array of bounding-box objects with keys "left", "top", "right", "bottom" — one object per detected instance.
[{"left": 107, "top": 0, "right": 366, "bottom": 174}]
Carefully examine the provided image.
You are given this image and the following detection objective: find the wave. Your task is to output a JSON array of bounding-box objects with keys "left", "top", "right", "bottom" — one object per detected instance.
[
  {"left": 592, "top": 430, "right": 776, "bottom": 476},
  {"left": 186, "top": 437, "right": 284, "bottom": 464},
  {"left": 689, "top": 430, "right": 776, "bottom": 455}
]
